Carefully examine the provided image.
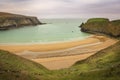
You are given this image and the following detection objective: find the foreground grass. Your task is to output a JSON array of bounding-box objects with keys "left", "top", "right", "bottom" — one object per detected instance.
[
  {"left": 0, "top": 41, "right": 120, "bottom": 80},
  {"left": 0, "top": 50, "right": 50, "bottom": 80}
]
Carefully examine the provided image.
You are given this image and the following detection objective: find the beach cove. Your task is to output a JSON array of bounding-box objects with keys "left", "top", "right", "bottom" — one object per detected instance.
[
  {"left": 0, "top": 18, "right": 118, "bottom": 70},
  {"left": 0, "top": 35, "right": 118, "bottom": 70}
]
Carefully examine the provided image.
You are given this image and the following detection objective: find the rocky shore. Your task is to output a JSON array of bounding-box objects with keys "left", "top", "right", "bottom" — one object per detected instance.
[
  {"left": 80, "top": 18, "right": 120, "bottom": 37},
  {"left": 0, "top": 12, "right": 42, "bottom": 30}
]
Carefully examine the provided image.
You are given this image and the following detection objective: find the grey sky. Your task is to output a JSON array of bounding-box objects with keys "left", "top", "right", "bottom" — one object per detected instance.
[{"left": 0, "top": 0, "right": 120, "bottom": 19}]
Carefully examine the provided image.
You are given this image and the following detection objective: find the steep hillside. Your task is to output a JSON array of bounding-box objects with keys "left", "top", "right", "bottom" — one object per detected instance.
[
  {"left": 80, "top": 18, "right": 120, "bottom": 37},
  {"left": 0, "top": 50, "right": 48, "bottom": 80},
  {"left": 0, "top": 12, "right": 42, "bottom": 30},
  {"left": 71, "top": 41, "right": 120, "bottom": 80}
]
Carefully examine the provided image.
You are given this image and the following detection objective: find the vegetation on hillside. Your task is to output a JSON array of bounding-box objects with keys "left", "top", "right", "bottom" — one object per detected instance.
[
  {"left": 0, "top": 50, "right": 49, "bottom": 80},
  {"left": 80, "top": 18, "right": 120, "bottom": 37},
  {"left": 87, "top": 18, "right": 109, "bottom": 23}
]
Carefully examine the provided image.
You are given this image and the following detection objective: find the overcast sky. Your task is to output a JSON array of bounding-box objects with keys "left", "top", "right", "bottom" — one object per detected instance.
[{"left": 0, "top": 0, "right": 120, "bottom": 19}]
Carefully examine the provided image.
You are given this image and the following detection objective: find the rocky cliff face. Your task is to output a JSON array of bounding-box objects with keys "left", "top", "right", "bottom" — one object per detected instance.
[
  {"left": 80, "top": 18, "right": 120, "bottom": 37},
  {"left": 0, "top": 12, "right": 42, "bottom": 30}
]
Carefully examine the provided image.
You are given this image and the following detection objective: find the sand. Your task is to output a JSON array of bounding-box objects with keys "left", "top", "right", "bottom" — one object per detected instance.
[
  {"left": 0, "top": 35, "right": 111, "bottom": 53},
  {"left": 30, "top": 36, "right": 118, "bottom": 70},
  {"left": 32, "top": 53, "right": 95, "bottom": 70},
  {"left": 0, "top": 35, "right": 118, "bottom": 70}
]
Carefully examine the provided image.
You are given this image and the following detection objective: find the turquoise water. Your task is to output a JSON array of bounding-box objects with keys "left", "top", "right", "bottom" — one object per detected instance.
[{"left": 0, "top": 19, "right": 90, "bottom": 44}]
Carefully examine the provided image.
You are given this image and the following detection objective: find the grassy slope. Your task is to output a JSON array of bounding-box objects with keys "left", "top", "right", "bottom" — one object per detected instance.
[
  {"left": 72, "top": 41, "right": 120, "bottom": 80},
  {"left": 0, "top": 41, "right": 120, "bottom": 80},
  {"left": 0, "top": 50, "right": 49, "bottom": 80}
]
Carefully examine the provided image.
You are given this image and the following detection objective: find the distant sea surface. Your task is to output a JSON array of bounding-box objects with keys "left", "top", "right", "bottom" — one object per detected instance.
[{"left": 0, "top": 19, "right": 91, "bottom": 44}]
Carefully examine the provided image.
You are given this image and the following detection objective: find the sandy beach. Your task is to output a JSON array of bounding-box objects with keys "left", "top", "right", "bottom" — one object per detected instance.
[
  {"left": 0, "top": 35, "right": 113, "bottom": 53},
  {"left": 32, "top": 53, "right": 95, "bottom": 70},
  {"left": 0, "top": 35, "right": 118, "bottom": 70},
  {"left": 30, "top": 36, "right": 118, "bottom": 70}
]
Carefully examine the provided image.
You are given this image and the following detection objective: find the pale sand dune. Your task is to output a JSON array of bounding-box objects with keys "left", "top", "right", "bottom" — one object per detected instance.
[{"left": 0, "top": 35, "right": 118, "bottom": 70}]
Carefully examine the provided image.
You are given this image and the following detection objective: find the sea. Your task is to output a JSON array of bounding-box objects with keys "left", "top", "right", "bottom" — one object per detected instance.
[{"left": 0, "top": 19, "right": 91, "bottom": 44}]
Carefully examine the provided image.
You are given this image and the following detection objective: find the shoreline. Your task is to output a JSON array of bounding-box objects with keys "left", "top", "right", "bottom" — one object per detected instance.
[
  {"left": 0, "top": 35, "right": 102, "bottom": 53},
  {"left": 0, "top": 35, "right": 92, "bottom": 45}
]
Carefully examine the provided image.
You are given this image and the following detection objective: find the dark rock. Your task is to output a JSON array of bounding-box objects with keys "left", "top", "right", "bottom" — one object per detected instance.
[{"left": 79, "top": 23, "right": 84, "bottom": 28}]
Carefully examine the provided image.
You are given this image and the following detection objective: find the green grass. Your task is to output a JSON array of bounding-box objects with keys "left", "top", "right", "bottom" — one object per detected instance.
[
  {"left": 0, "top": 50, "right": 50, "bottom": 80},
  {"left": 87, "top": 18, "right": 109, "bottom": 23},
  {"left": 0, "top": 41, "right": 120, "bottom": 80},
  {"left": 81, "top": 18, "right": 120, "bottom": 37}
]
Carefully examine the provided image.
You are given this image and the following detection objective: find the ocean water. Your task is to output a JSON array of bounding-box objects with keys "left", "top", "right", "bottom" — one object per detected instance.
[{"left": 0, "top": 19, "right": 90, "bottom": 44}]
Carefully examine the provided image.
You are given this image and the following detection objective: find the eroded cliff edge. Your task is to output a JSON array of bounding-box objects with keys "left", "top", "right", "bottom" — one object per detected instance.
[
  {"left": 0, "top": 12, "right": 42, "bottom": 30},
  {"left": 80, "top": 18, "right": 120, "bottom": 37}
]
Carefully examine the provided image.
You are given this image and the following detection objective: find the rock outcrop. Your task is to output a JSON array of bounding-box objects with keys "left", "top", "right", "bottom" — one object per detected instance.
[
  {"left": 80, "top": 18, "right": 120, "bottom": 37},
  {"left": 0, "top": 12, "right": 42, "bottom": 30}
]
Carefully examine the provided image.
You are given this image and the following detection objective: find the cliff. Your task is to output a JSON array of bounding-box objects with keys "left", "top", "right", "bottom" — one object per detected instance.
[
  {"left": 0, "top": 12, "right": 42, "bottom": 30},
  {"left": 80, "top": 18, "right": 120, "bottom": 37}
]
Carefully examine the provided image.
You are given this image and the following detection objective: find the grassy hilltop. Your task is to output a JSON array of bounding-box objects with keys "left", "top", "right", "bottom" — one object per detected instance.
[{"left": 80, "top": 18, "right": 120, "bottom": 37}]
